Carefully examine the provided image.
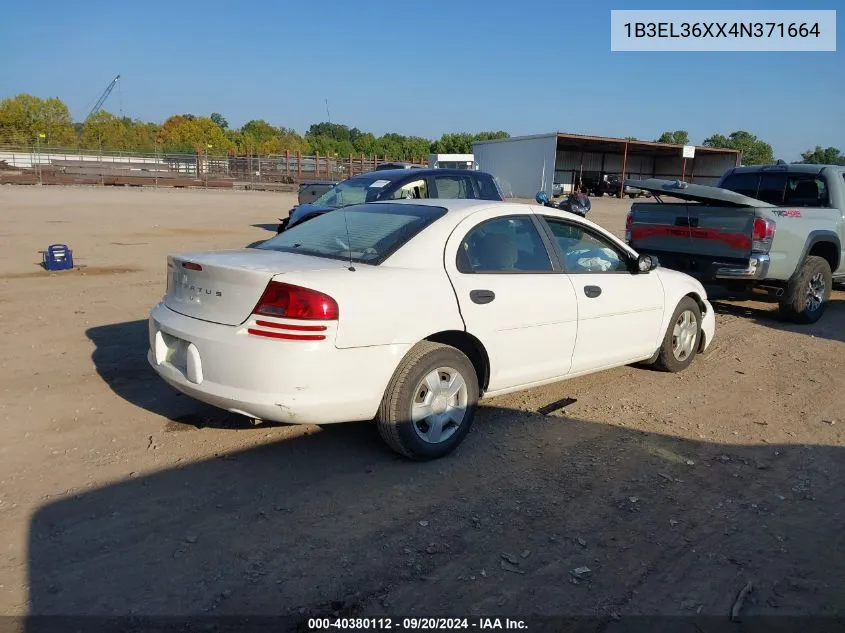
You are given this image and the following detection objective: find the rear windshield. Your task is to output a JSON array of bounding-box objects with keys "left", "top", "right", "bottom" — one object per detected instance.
[
  {"left": 257, "top": 203, "right": 447, "bottom": 265},
  {"left": 477, "top": 174, "right": 506, "bottom": 201}
]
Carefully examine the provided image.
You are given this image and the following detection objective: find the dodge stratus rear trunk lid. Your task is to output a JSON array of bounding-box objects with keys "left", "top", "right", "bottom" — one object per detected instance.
[{"left": 164, "top": 249, "right": 340, "bottom": 326}]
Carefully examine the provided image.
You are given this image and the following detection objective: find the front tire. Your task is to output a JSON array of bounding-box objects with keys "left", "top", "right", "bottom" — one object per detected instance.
[
  {"left": 778, "top": 255, "right": 831, "bottom": 324},
  {"left": 376, "top": 341, "right": 479, "bottom": 460},
  {"left": 654, "top": 297, "right": 702, "bottom": 373}
]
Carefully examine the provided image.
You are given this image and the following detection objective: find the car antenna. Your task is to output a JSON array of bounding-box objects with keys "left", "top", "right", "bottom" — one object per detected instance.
[{"left": 342, "top": 209, "right": 355, "bottom": 271}]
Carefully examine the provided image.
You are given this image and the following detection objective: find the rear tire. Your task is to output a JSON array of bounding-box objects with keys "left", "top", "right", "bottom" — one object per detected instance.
[
  {"left": 654, "top": 297, "right": 702, "bottom": 373},
  {"left": 376, "top": 341, "right": 479, "bottom": 461},
  {"left": 779, "top": 256, "right": 831, "bottom": 324}
]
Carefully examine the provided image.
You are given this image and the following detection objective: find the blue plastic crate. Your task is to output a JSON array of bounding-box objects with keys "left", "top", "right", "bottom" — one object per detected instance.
[{"left": 42, "top": 244, "right": 74, "bottom": 271}]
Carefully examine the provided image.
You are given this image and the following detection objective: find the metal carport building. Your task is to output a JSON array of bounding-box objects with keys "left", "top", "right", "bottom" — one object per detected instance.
[{"left": 472, "top": 132, "right": 741, "bottom": 199}]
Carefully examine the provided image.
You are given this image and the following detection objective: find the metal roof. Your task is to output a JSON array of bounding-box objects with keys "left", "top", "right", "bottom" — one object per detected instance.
[{"left": 473, "top": 132, "right": 741, "bottom": 157}]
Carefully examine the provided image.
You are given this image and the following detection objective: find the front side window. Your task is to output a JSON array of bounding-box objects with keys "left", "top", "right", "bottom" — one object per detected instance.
[
  {"left": 784, "top": 173, "right": 828, "bottom": 206},
  {"left": 457, "top": 216, "right": 552, "bottom": 273},
  {"left": 312, "top": 176, "right": 390, "bottom": 208},
  {"left": 386, "top": 179, "right": 428, "bottom": 200},
  {"left": 543, "top": 217, "right": 630, "bottom": 273},
  {"left": 259, "top": 203, "right": 446, "bottom": 265}
]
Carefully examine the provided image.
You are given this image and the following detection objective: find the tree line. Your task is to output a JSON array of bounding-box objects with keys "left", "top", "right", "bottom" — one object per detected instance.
[
  {"left": 1, "top": 93, "right": 841, "bottom": 165},
  {"left": 655, "top": 130, "right": 845, "bottom": 166},
  {"left": 0, "top": 94, "right": 509, "bottom": 159}
]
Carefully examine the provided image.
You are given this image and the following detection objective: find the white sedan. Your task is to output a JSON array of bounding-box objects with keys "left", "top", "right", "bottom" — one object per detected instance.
[{"left": 148, "top": 199, "right": 715, "bottom": 460}]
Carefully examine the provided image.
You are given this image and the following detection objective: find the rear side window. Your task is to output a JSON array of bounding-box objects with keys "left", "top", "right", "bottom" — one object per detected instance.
[
  {"left": 258, "top": 203, "right": 446, "bottom": 265},
  {"left": 433, "top": 175, "right": 478, "bottom": 199},
  {"left": 720, "top": 172, "right": 759, "bottom": 198},
  {"left": 457, "top": 215, "right": 552, "bottom": 273}
]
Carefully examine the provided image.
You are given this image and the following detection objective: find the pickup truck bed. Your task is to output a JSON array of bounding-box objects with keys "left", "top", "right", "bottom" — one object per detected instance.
[{"left": 625, "top": 167, "right": 845, "bottom": 323}]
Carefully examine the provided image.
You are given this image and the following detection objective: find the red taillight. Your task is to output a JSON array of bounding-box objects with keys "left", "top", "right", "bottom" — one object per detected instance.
[
  {"left": 251, "top": 281, "right": 339, "bottom": 320},
  {"left": 625, "top": 211, "right": 633, "bottom": 230},
  {"left": 752, "top": 217, "right": 775, "bottom": 241},
  {"left": 182, "top": 261, "right": 202, "bottom": 271}
]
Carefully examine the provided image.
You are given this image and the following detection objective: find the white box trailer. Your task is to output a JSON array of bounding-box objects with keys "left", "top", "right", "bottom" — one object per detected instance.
[{"left": 428, "top": 153, "right": 478, "bottom": 170}]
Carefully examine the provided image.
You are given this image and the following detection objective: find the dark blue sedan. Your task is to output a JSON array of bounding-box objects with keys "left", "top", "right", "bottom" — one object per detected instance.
[{"left": 277, "top": 168, "right": 506, "bottom": 232}]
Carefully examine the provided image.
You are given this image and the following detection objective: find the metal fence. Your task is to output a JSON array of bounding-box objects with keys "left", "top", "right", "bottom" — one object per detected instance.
[{"left": 0, "top": 145, "right": 426, "bottom": 189}]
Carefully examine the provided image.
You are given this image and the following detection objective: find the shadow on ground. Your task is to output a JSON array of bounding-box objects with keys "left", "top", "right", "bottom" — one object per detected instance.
[
  {"left": 251, "top": 223, "right": 280, "bottom": 232},
  {"left": 86, "top": 320, "right": 257, "bottom": 430},
  {"left": 28, "top": 406, "right": 845, "bottom": 623},
  {"left": 710, "top": 296, "right": 845, "bottom": 345}
]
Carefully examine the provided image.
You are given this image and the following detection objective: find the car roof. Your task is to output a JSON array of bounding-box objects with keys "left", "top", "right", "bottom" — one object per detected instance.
[
  {"left": 353, "top": 168, "right": 493, "bottom": 180},
  {"left": 726, "top": 163, "right": 831, "bottom": 175},
  {"left": 369, "top": 198, "right": 503, "bottom": 220}
]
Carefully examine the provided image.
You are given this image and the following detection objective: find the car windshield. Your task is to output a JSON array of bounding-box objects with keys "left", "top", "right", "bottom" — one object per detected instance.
[
  {"left": 312, "top": 176, "right": 393, "bottom": 208},
  {"left": 257, "top": 203, "right": 447, "bottom": 265}
]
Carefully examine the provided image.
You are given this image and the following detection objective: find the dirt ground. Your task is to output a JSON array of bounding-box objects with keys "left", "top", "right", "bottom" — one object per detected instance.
[{"left": 1, "top": 185, "right": 844, "bottom": 625}]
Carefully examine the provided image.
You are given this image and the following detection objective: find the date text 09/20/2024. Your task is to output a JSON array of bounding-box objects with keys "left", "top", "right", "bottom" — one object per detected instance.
[{"left": 307, "top": 617, "right": 527, "bottom": 630}]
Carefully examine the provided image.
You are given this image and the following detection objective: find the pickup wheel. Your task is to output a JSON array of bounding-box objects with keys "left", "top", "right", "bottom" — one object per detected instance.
[
  {"left": 376, "top": 342, "right": 479, "bottom": 461},
  {"left": 653, "top": 297, "right": 702, "bottom": 373},
  {"left": 779, "top": 255, "right": 831, "bottom": 324}
]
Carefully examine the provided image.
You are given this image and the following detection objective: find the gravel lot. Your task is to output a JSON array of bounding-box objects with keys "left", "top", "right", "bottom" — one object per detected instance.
[{"left": 1, "top": 185, "right": 844, "bottom": 622}]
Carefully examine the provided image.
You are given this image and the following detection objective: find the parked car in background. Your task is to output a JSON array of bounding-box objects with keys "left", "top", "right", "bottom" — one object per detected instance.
[
  {"left": 149, "top": 199, "right": 714, "bottom": 460},
  {"left": 594, "top": 174, "right": 649, "bottom": 198},
  {"left": 277, "top": 168, "right": 506, "bottom": 232},
  {"left": 298, "top": 180, "right": 337, "bottom": 205},
  {"left": 625, "top": 164, "right": 845, "bottom": 323}
]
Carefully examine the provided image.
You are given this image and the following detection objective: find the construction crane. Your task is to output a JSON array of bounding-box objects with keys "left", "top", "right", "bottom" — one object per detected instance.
[{"left": 86, "top": 74, "right": 120, "bottom": 120}]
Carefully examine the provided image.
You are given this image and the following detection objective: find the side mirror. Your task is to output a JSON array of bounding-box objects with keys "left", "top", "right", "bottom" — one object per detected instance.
[{"left": 636, "top": 254, "right": 658, "bottom": 273}]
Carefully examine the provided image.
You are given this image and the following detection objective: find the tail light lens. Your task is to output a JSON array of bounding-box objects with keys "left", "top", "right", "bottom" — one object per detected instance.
[
  {"left": 751, "top": 218, "right": 775, "bottom": 253},
  {"left": 752, "top": 217, "right": 775, "bottom": 241},
  {"left": 625, "top": 211, "right": 633, "bottom": 243},
  {"left": 251, "top": 281, "right": 339, "bottom": 320},
  {"left": 751, "top": 217, "right": 776, "bottom": 252}
]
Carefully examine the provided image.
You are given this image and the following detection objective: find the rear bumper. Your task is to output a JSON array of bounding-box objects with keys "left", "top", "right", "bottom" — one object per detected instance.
[
  {"left": 147, "top": 302, "right": 409, "bottom": 425},
  {"left": 713, "top": 254, "right": 770, "bottom": 281},
  {"left": 637, "top": 250, "right": 770, "bottom": 283},
  {"left": 700, "top": 299, "right": 716, "bottom": 353}
]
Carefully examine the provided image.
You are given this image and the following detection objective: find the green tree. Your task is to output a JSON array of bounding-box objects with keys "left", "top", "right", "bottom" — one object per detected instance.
[
  {"left": 798, "top": 145, "right": 845, "bottom": 165},
  {"left": 210, "top": 112, "right": 228, "bottom": 129},
  {"left": 0, "top": 94, "right": 77, "bottom": 146},
  {"left": 241, "top": 119, "right": 279, "bottom": 146},
  {"left": 157, "top": 115, "right": 233, "bottom": 154},
  {"left": 703, "top": 130, "right": 774, "bottom": 165},
  {"left": 656, "top": 130, "right": 690, "bottom": 145},
  {"left": 306, "top": 122, "right": 354, "bottom": 142},
  {"left": 432, "top": 131, "right": 510, "bottom": 154},
  {"left": 80, "top": 111, "right": 131, "bottom": 150}
]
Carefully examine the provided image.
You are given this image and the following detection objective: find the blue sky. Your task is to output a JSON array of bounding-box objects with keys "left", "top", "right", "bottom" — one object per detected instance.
[{"left": 0, "top": 0, "right": 841, "bottom": 160}]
